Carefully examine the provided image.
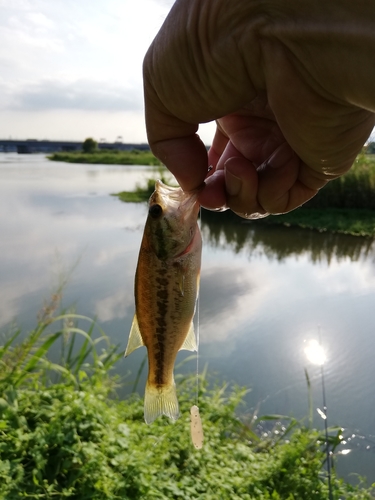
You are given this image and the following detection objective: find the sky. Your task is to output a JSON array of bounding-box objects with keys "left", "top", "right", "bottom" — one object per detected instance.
[
  {"left": 0, "top": 0, "right": 215, "bottom": 144},
  {"left": 1, "top": 1, "right": 373, "bottom": 146}
]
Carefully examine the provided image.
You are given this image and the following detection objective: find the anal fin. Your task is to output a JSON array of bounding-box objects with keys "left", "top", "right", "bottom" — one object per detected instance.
[
  {"left": 124, "top": 315, "right": 144, "bottom": 357},
  {"left": 179, "top": 322, "right": 197, "bottom": 352}
]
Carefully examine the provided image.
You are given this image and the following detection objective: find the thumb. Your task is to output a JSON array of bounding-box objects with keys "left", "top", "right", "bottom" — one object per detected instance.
[{"left": 143, "top": 80, "right": 209, "bottom": 192}]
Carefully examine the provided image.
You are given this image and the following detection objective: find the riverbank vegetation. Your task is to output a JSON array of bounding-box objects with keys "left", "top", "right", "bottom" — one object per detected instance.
[
  {"left": 261, "top": 153, "right": 375, "bottom": 236},
  {"left": 49, "top": 142, "right": 375, "bottom": 236},
  {"left": 114, "top": 152, "right": 375, "bottom": 237},
  {"left": 48, "top": 148, "right": 162, "bottom": 166},
  {"left": 114, "top": 170, "right": 175, "bottom": 203},
  {"left": 0, "top": 302, "right": 374, "bottom": 499},
  {"left": 261, "top": 208, "right": 375, "bottom": 237}
]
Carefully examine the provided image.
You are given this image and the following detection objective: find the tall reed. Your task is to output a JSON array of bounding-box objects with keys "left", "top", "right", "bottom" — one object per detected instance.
[{"left": 306, "top": 154, "right": 375, "bottom": 210}]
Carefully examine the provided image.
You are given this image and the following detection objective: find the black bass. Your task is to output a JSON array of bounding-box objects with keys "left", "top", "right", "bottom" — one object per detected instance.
[{"left": 125, "top": 180, "right": 202, "bottom": 424}]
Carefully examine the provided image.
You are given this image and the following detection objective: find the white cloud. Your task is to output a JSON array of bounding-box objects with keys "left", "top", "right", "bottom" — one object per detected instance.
[
  {"left": 0, "top": 158, "right": 146, "bottom": 328},
  {"left": 0, "top": 109, "right": 149, "bottom": 142},
  {"left": 8, "top": 79, "right": 142, "bottom": 112},
  {"left": 4, "top": 15, "right": 64, "bottom": 52},
  {"left": 198, "top": 264, "right": 270, "bottom": 349},
  {"left": 0, "top": 0, "right": 174, "bottom": 141},
  {"left": 0, "top": 0, "right": 35, "bottom": 9},
  {"left": 95, "top": 289, "right": 133, "bottom": 322},
  {"left": 26, "top": 11, "right": 55, "bottom": 30}
]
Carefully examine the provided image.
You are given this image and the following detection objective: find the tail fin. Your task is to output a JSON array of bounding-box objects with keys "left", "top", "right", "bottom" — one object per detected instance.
[{"left": 144, "top": 381, "right": 179, "bottom": 424}]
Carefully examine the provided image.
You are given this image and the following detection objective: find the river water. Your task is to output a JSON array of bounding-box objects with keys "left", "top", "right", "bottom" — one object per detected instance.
[{"left": 1, "top": 153, "right": 375, "bottom": 485}]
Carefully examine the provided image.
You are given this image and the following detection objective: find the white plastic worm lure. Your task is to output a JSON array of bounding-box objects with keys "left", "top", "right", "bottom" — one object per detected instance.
[{"left": 190, "top": 405, "right": 204, "bottom": 449}]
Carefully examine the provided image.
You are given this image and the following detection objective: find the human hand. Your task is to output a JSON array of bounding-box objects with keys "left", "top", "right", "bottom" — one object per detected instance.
[{"left": 143, "top": 0, "right": 375, "bottom": 218}]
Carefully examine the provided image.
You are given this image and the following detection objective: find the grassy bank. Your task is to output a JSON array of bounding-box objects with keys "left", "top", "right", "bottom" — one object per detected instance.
[
  {"left": 258, "top": 208, "right": 375, "bottom": 237},
  {"left": 0, "top": 305, "right": 374, "bottom": 498},
  {"left": 113, "top": 170, "right": 176, "bottom": 202},
  {"left": 49, "top": 148, "right": 375, "bottom": 235},
  {"left": 48, "top": 149, "right": 162, "bottom": 166},
  {"left": 305, "top": 153, "right": 375, "bottom": 210},
  {"left": 114, "top": 177, "right": 156, "bottom": 202},
  {"left": 113, "top": 154, "right": 375, "bottom": 237},
  {"left": 261, "top": 153, "right": 375, "bottom": 236}
]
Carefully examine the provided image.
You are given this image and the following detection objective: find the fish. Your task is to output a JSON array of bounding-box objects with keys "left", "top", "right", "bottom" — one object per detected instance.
[{"left": 125, "top": 180, "right": 202, "bottom": 424}]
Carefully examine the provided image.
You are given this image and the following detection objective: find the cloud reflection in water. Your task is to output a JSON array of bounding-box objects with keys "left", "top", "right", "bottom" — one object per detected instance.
[{"left": 2, "top": 156, "right": 375, "bottom": 484}]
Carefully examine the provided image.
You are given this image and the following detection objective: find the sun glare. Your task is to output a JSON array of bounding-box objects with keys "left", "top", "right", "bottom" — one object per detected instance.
[{"left": 304, "top": 339, "right": 327, "bottom": 366}]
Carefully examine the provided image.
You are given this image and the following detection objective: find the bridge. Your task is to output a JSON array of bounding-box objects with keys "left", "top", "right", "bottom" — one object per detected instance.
[{"left": 0, "top": 139, "right": 150, "bottom": 154}]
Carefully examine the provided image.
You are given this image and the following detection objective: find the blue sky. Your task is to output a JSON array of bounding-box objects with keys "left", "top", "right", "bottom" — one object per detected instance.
[{"left": 0, "top": 0, "right": 215, "bottom": 143}]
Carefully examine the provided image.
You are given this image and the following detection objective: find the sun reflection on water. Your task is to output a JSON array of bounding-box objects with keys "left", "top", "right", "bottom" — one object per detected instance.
[{"left": 304, "top": 339, "right": 327, "bottom": 365}]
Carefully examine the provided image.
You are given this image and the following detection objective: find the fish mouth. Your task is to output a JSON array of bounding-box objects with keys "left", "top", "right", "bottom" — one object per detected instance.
[{"left": 155, "top": 180, "right": 200, "bottom": 218}]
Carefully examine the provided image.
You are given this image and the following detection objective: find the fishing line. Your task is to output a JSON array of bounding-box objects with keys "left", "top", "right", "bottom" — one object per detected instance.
[
  {"left": 195, "top": 205, "right": 201, "bottom": 405},
  {"left": 190, "top": 205, "right": 204, "bottom": 450},
  {"left": 318, "top": 326, "right": 333, "bottom": 500}
]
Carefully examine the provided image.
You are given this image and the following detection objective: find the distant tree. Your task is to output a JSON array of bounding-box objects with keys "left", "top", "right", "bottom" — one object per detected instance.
[
  {"left": 82, "top": 137, "right": 98, "bottom": 153},
  {"left": 366, "top": 141, "right": 375, "bottom": 154}
]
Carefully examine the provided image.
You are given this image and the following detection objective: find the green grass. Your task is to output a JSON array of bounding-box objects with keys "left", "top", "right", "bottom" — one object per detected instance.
[
  {"left": 113, "top": 178, "right": 155, "bottom": 203},
  {"left": 0, "top": 299, "right": 374, "bottom": 498},
  {"left": 252, "top": 151, "right": 375, "bottom": 237},
  {"left": 306, "top": 153, "right": 375, "bottom": 210},
  {"left": 48, "top": 149, "right": 162, "bottom": 166},
  {"left": 112, "top": 169, "right": 176, "bottom": 203},
  {"left": 261, "top": 208, "right": 375, "bottom": 237}
]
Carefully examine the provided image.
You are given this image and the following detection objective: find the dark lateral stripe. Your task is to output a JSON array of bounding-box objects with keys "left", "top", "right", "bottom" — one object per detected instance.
[
  {"left": 154, "top": 267, "right": 169, "bottom": 386},
  {"left": 154, "top": 223, "right": 166, "bottom": 260}
]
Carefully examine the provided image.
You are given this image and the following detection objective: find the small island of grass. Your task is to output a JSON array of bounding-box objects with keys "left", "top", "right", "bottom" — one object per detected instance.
[
  {"left": 48, "top": 148, "right": 162, "bottom": 166},
  {"left": 112, "top": 170, "right": 175, "bottom": 202},
  {"left": 48, "top": 138, "right": 161, "bottom": 166}
]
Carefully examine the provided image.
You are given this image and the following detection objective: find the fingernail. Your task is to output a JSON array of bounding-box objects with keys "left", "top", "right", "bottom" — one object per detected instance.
[
  {"left": 225, "top": 163, "right": 242, "bottom": 197},
  {"left": 205, "top": 206, "right": 229, "bottom": 212},
  {"left": 267, "top": 143, "right": 293, "bottom": 169}
]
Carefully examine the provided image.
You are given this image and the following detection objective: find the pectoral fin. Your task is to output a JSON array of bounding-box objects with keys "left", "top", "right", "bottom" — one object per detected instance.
[
  {"left": 178, "top": 271, "right": 185, "bottom": 297},
  {"left": 124, "top": 315, "right": 144, "bottom": 357},
  {"left": 179, "top": 322, "right": 197, "bottom": 352}
]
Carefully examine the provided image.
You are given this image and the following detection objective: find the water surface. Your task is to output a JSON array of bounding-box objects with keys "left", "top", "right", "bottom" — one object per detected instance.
[{"left": 1, "top": 153, "right": 375, "bottom": 484}]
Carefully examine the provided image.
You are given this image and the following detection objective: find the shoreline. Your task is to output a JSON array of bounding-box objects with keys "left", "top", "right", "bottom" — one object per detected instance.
[
  {"left": 49, "top": 150, "right": 375, "bottom": 238},
  {"left": 113, "top": 189, "right": 375, "bottom": 238},
  {"left": 255, "top": 208, "right": 375, "bottom": 238}
]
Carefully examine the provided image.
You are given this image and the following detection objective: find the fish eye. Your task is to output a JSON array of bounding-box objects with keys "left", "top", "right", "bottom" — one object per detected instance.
[{"left": 149, "top": 204, "right": 163, "bottom": 219}]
